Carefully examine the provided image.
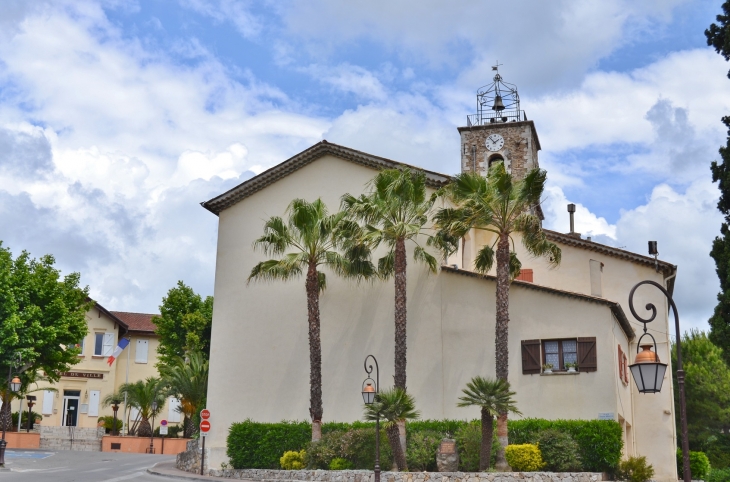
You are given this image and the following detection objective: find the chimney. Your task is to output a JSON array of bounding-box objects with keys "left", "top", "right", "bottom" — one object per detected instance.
[
  {"left": 649, "top": 241, "right": 659, "bottom": 272},
  {"left": 567, "top": 204, "right": 581, "bottom": 238}
]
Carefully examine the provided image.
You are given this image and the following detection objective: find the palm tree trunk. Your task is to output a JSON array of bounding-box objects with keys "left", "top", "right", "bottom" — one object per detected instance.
[
  {"left": 138, "top": 417, "right": 152, "bottom": 437},
  {"left": 494, "top": 232, "right": 511, "bottom": 471},
  {"left": 0, "top": 396, "right": 11, "bottom": 432},
  {"left": 306, "top": 262, "right": 323, "bottom": 442},
  {"left": 480, "top": 407, "right": 494, "bottom": 471},
  {"left": 387, "top": 424, "right": 408, "bottom": 471},
  {"left": 183, "top": 415, "right": 194, "bottom": 438},
  {"left": 394, "top": 237, "right": 407, "bottom": 390}
]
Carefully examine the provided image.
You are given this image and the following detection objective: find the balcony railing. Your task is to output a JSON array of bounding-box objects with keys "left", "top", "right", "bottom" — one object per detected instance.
[{"left": 466, "top": 110, "right": 527, "bottom": 127}]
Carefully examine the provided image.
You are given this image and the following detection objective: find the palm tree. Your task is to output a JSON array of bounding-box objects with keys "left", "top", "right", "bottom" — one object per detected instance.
[
  {"left": 342, "top": 168, "right": 439, "bottom": 391},
  {"left": 457, "top": 377, "right": 521, "bottom": 471},
  {"left": 119, "top": 377, "right": 166, "bottom": 437},
  {"left": 363, "top": 387, "right": 420, "bottom": 471},
  {"left": 248, "top": 198, "right": 374, "bottom": 441},
  {"left": 434, "top": 164, "right": 561, "bottom": 470},
  {"left": 102, "top": 390, "right": 125, "bottom": 435},
  {"left": 160, "top": 350, "right": 208, "bottom": 438}
]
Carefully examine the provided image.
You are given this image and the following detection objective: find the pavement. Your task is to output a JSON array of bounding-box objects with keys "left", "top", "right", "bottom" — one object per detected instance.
[
  {"left": 1, "top": 448, "right": 178, "bottom": 481},
  {"left": 146, "top": 460, "right": 227, "bottom": 481}
]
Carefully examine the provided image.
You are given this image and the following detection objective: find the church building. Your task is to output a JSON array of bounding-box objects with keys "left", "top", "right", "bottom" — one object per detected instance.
[{"left": 201, "top": 71, "right": 678, "bottom": 481}]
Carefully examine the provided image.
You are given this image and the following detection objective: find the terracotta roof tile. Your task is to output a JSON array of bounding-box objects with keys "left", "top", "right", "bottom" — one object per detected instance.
[{"left": 110, "top": 311, "right": 158, "bottom": 333}]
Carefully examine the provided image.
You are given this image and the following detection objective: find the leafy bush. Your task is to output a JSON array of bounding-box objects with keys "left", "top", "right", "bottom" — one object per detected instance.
[
  {"left": 11, "top": 411, "right": 41, "bottom": 429},
  {"left": 510, "top": 418, "right": 622, "bottom": 472},
  {"left": 226, "top": 418, "right": 622, "bottom": 471},
  {"left": 709, "top": 468, "right": 730, "bottom": 482},
  {"left": 615, "top": 456, "right": 655, "bottom": 482},
  {"left": 406, "top": 430, "right": 441, "bottom": 471},
  {"left": 329, "top": 458, "right": 353, "bottom": 470},
  {"left": 677, "top": 449, "right": 711, "bottom": 480},
  {"left": 227, "top": 420, "right": 312, "bottom": 469},
  {"left": 280, "top": 450, "right": 306, "bottom": 470},
  {"left": 705, "top": 435, "right": 730, "bottom": 470},
  {"left": 536, "top": 429, "right": 582, "bottom": 472},
  {"left": 99, "top": 416, "right": 124, "bottom": 434},
  {"left": 505, "top": 444, "right": 544, "bottom": 472},
  {"left": 306, "top": 428, "right": 393, "bottom": 470}
]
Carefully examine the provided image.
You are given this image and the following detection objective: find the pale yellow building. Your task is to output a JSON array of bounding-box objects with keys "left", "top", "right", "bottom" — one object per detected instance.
[
  {"left": 201, "top": 78, "right": 679, "bottom": 480},
  {"left": 15, "top": 304, "right": 182, "bottom": 434}
]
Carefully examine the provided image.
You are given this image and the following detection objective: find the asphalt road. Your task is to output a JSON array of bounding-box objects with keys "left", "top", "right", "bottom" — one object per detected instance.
[{"left": 3, "top": 449, "right": 176, "bottom": 482}]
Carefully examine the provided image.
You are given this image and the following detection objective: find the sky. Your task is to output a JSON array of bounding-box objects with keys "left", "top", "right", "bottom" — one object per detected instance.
[{"left": 0, "top": 0, "right": 728, "bottom": 332}]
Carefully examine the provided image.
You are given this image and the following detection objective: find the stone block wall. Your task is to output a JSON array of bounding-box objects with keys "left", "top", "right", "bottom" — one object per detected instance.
[
  {"left": 39, "top": 426, "right": 104, "bottom": 451},
  {"left": 177, "top": 438, "right": 210, "bottom": 474},
  {"left": 458, "top": 121, "right": 540, "bottom": 180},
  {"left": 204, "top": 469, "right": 605, "bottom": 482}
]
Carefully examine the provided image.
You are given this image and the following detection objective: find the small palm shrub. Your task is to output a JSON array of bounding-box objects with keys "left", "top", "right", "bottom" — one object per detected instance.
[
  {"left": 505, "top": 444, "right": 544, "bottom": 472},
  {"left": 406, "top": 430, "right": 441, "bottom": 471},
  {"left": 98, "top": 416, "right": 123, "bottom": 434},
  {"left": 615, "top": 456, "right": 655, "bottom": 482},
  {"left": 537, "top": 429, "right": 582, "bottom": 471},
  {"left": 329, "top": 458, "right": 353, "bottom": 470},
  {"left": 709, "top": 468, "right": 730, "bottom": 482},
  {"left": 677, "top": 449, "right": 711, "bottom": 480},
  {"left": 280, "top": 450, "right": 306, "bottom": 470}
]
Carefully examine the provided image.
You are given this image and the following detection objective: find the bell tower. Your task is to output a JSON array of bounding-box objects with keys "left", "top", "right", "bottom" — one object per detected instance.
[{"left": 458, "top": 65, "right": 541, "bottom": 180}]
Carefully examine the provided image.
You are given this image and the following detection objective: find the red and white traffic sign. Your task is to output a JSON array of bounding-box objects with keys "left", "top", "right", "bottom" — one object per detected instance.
[
  {"left": 200, "top": 409, "right": 211, "bottom": 420},
  {"left": 200, "top": 420, "right": 211, "bottom": 435}
]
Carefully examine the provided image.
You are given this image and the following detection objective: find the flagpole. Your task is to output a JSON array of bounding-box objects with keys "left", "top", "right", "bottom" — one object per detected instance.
[{"left": 123, "top": 336, "right": 130, "bottom": 436}]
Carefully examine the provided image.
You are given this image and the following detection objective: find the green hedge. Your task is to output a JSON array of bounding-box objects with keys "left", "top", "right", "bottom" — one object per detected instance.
[{"left": 227, "top": 418, "right": 622, "bottom": 471}]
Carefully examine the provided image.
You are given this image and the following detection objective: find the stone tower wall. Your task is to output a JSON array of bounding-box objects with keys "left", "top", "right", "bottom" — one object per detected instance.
[{"left": 458, "top": 121, "right": 540, "bottom": 180}]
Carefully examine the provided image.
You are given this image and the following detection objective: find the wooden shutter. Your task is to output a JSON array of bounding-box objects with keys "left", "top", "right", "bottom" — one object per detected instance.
[
  {"left": 521, "top": 339, "right": 541, "bottom": 374},
  {"left": 168, "top": 397, "right": 182, "bottom": 423},
  {"left": 135, "top": 339, "right": 148, "bottom": 364},
  {"left": 102, "top": 333, "right": 114, "bottom": 356},
  {"left": 88, "top": 390, "right": 100, "bottom": 416},
  {"left": 515, "top": 269, "right": 533, "bottom": 282},
  {"left": 578, "top": 337, "right": 597, "bottom": 372},
  {"left": 617, "top": 345, "right": 624, "bottom": 382},
  {"left": 42, "top": 390, "right": 54, "bottom": 415}
]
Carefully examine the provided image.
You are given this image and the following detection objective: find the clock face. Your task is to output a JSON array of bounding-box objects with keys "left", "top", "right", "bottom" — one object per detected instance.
[{"left": 485, "top": 134, "right": 504, "bottom": 152}]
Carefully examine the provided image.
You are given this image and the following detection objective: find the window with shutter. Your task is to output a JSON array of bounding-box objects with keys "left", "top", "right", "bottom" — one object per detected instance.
[
  {"left": 521, "top": 339, "right": 541, "bottom": 374},
  {"left": 515, "top": 269, "right": 533, "bottom": 283},
  {"left": 102, "top": 333, "right": 114, "bottom": 356},
  {"left": 168, "top": 397, "right": 182, "bottom": 423},
  {"left": 42, "top": 390, "right": 54, "bottom": 415},
  {"left": 135, "top": 339, "right": 148, "bottom": 364},
  {"left": 577, "top": 337, "right": 597, "bottom": 372},
  {"left": 88, "top": 390, "right": 100, "bottom": 416}
]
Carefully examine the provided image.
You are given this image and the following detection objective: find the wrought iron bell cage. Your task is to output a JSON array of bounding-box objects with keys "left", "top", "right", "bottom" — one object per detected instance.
[{"left": 467, "top": 67, "right": 526, "bottom": 126}]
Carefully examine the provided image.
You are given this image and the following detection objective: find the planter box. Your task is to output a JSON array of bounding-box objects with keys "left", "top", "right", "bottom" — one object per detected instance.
[
  {"left": 101, "top": 435, "right": 190, "bottom": 455},
  {"left": 4, "top": 432, "right": 41, "bottom": 449}
]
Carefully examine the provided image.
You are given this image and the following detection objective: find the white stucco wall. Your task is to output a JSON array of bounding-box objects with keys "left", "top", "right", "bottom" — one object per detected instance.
[{"left": 205, "top": 154, "right": 677, "bottom": 481}]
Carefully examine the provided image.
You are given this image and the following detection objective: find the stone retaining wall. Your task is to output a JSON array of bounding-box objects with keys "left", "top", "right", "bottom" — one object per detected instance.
[
  {"left": 39, "top": 426, "right": 105, "bottom": 451},
  {"left": 177, "top": 438, "right": 210, "bottom": 474},
  {"left": 204, "top": 469, "right": 605, "bottom": 482}
]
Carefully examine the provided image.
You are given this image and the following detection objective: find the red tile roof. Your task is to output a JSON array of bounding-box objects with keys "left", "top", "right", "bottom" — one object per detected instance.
[{"left": 110, "top": 311, "right": 158, "bottom": 334}]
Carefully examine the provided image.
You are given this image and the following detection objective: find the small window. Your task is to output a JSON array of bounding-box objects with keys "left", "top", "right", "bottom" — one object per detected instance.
[
  {"left": 74, "top": 338, "right": 85, "bottom": 356},
  {"left": 543, "top": 339, "right": 578, "bottom": 371},
  {"left": 94, "top": 333, "right": 104, "bottom": 356},
  {"left": 94, "top": 333, "right": 114, "bottom": 356},
  {"left": 135, "top": 339, "right": 149, "bottom": 364},
  {"left": 515, "top": 269, "right": 533, "bottom": 282}
]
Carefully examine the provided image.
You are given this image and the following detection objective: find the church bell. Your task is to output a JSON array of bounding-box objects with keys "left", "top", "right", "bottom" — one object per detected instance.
[{"left": 492, "top": 95, "right": 505, "bottom": 111}]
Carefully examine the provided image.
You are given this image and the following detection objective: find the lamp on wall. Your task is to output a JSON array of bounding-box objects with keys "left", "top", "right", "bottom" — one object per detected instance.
[{"left": 627, "top": 280, "right": 690, "bottom": 482}]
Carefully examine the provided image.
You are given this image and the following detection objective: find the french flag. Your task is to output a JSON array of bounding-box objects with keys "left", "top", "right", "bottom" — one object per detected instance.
[{"left": 107, "top": 338, "right": 130, "bottom": 366}]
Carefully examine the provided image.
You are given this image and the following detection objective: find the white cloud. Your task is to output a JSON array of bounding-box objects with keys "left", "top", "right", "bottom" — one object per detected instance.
[{"left": 303, "top": 63, "right": 388, "bottom": 101}]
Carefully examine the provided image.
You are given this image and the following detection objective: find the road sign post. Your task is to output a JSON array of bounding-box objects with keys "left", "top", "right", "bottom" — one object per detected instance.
[{"left": 200, "top": 410, "right": 211, "bottom": 475}]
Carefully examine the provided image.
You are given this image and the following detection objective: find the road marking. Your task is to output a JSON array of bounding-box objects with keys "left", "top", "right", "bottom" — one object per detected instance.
[{"left": 101, "top": 471, "right": 146, "bottom": 482}]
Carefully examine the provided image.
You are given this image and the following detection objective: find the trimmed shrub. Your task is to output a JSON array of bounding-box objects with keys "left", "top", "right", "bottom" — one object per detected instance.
[
  {"left": 329, "top": 458, "right": 353, "bottom": 470},
  {"left": 306, "top": 427, "right": 393, "bottom": 470},
  {"left": 709, "top": 468, "right": 730, "bottom": 482},
  {"left": 536, "top": 429, "right": 582, "bottom": 472},
  {"left": 677, "top": 449, "right": 711, "bottom": 480},
  {"left": 505, "top": 444, "right": 544, "bottom": 472},
  {"left": 406, "top": 430, "right": 441, "bottom": 471},
  {"left": 281, "top": 450, "right": 306, "bottom": 470},
  {"left": 615, "top": 456, "right": 654, "bottom": 482},
  {"left": 706, "top": 434, "right": 730, "bottom": 469},
  {"left": 228, "top": 420, "right": 312, "bottom": 469}
]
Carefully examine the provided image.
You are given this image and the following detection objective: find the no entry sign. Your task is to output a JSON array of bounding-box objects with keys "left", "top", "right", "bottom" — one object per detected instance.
[
  {"left": 200, "top": 409, "right": 211, "bottom": 420},
  {"left": 200, "top": 420, "right": 211, "bottom": 434}
]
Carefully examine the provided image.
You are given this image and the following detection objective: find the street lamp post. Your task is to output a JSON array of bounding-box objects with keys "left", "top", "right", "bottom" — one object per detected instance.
[
  {"left": 111, "top": 402, "right": 120, "bottom": 436},
  {"left": 627, "top": 280, "right": 690, "bottom": 482},
  {"left": 25, "top": 396, "right": 36, "bottom": 433},
  {"left": 362, "top": 355, "right": 380, "bottom": 482},
  {"left": 149, "top": 401, "right": 158, "bottom": 454},
  {"left": 0, "top": 356, "right": 21, "bottom": 468}
]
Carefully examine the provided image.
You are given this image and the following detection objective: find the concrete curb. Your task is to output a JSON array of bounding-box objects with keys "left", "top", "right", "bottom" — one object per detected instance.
[{"left": 147, "top": 461, "right": 231, "bottom": 481}]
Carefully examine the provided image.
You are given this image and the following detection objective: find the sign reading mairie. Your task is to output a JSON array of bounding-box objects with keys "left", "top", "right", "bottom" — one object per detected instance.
[{"left": 60, "top": 371, "right": 104, "bottom": 379}]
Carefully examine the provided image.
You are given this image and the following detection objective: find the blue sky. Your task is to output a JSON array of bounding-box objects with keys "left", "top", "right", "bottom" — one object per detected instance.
[{"left": 0, "top": 0, "right": 728, "bottom": 331}]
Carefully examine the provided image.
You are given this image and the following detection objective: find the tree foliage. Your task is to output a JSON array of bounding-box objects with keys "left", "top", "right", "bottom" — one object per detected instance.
[
  {"left": 0, "top": 242, "right": 90, "bottom": 429},
  {"left": 672, "top": 331, "right": 730, "bottom": 449},
  {"left": 706, "top": 0, "right": 730, "bottom": 365},
  {"left": 154, "top": 281, "right": 213, "bottom": 367},
  {"left": 160, "top": 350, "right": 209, "bottom": 438},
  {"left": 363, "top": 387, "right": 420, "bottom": 471},
  {"left": 119, "top": 377, "right": 166, "bottom": 437}
]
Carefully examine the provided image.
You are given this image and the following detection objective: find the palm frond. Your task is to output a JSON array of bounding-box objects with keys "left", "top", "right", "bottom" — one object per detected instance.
[
  {"left": 413, "top": 246, "right": 438, "bottom": 274},
  {"left": 509, "top": 252, "right": 522, "bottom": 280},
  {"left": 474, "top": 244, "right": 495, "bottom": 274},
  {"left": 457, "top": 376, "right": 521, "bottom": 417},
  {"left": 363, "top": 387, "right": 420, "bottom": 428}
]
